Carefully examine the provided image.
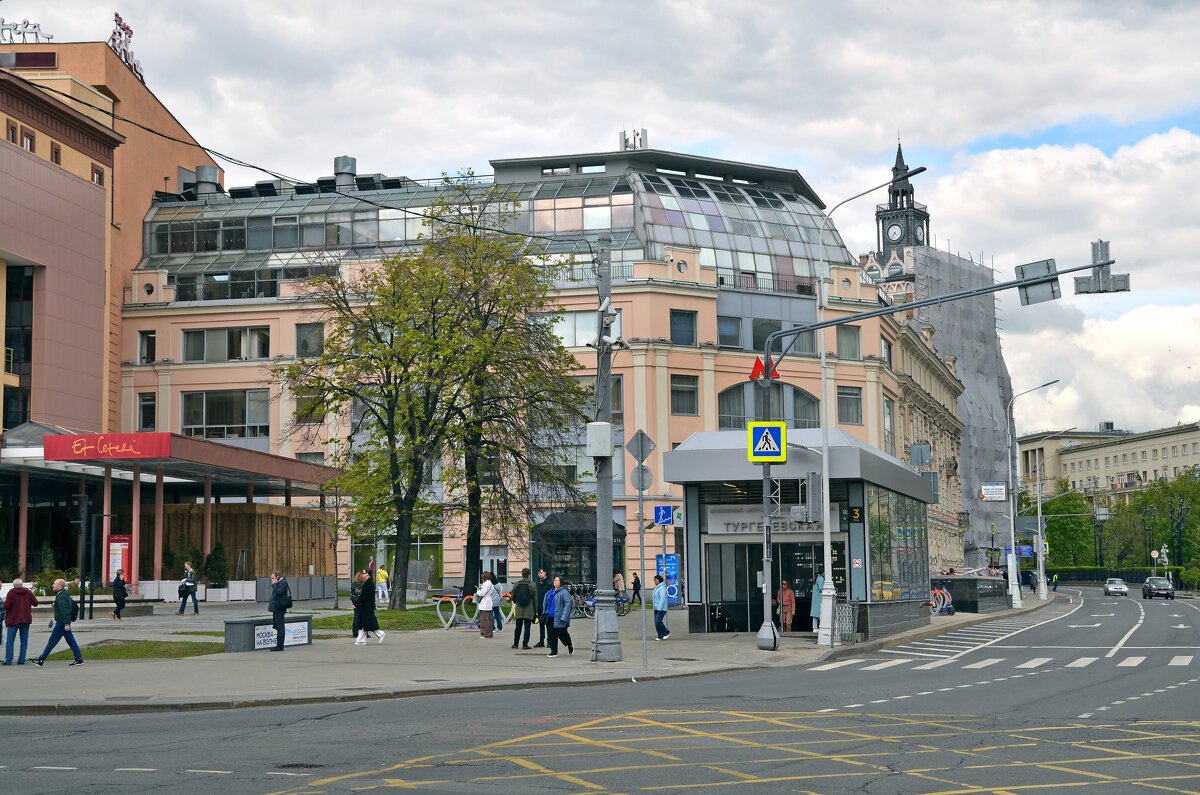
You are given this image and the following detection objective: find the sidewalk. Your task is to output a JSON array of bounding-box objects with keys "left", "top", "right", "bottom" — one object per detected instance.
[{"left": 0, "top": 596, "right": 1056, "bottom": 715}]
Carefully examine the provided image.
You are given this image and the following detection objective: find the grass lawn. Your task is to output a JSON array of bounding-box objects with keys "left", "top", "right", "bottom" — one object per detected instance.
[
  {"left": 48, "top": 639, "right": 223, "bottom": 661},
  {"left": 312, "top": 607, "right": 442, "bottom": 631}
]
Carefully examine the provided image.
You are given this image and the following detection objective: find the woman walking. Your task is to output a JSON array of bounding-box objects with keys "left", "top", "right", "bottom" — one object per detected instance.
[
  {"left": 110, "top": 569, "right": 127, "bottom": 621},
  {"left": 548, "top": 575, "right": 573, "bottom": 657},
  {"left": 353, "top": 570, "right": 384, "bottom": 645},
  {"left": 176, "top": 561, "right": 199, "bottom": 615},
  {"left": 476, "top": 572, "right": 497, "bottom": 638},
  {"left": 775, "top": 579, "right": 795, "bottom": 632},
  {"left": 810, "top": 569, "right": 825, "bottom": 631}
]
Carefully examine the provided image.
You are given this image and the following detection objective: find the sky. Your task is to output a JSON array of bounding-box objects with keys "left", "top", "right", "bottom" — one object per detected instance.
[{"left": 10, "top": 1, "right": 1200, "bottom": 436}]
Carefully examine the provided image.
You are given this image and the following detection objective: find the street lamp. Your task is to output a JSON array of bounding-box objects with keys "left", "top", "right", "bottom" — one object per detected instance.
[
  {"left": 1006, "top": 379, "right": 1058, "bottom": 609},
  {"left": 1031, "top": 427, "right": 1077, "bottom": 600}
]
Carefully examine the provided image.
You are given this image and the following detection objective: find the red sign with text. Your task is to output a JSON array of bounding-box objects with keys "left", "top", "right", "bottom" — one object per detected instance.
[{"left": 44, "top": 433, "right": 171, "bottom": 461}]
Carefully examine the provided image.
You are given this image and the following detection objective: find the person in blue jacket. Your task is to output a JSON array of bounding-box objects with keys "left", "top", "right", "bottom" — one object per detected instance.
[
  {"left": 652, "top": 574, "right": 670, "bottom": 640},
  {"left": 547, "top": 575, "right": 573, "bottom": 657}
]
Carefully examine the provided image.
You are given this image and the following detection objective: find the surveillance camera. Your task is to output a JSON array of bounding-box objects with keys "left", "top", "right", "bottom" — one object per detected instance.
[{"left": 665, "top": 253, "right": 674, "bottom": 262}]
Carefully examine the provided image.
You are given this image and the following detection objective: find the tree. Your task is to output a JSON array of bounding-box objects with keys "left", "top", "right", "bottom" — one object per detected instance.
[
  {"left": 426, "top": 179, "right": 589, "bottom": 593},
  {"left": 1133, "top": 468, "right": 1200, "bottom": 569},
  {"left": 1042, "top": 480, "right": 1094, "bottom": 566},
  {"left": 1099, "top": 508, "right": 1142, "bottom": 568},
  {"left": 278, "top": 246, "right": 475, "bottom": 610}
]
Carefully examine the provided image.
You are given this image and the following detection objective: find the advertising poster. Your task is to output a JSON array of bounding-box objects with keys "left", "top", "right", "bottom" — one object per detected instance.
[
  {"left": 108, "top": 534, "right": 131, "bottom": 579},
  {"left": 656, "top": 553, "right": 680, "bottom": 606}
]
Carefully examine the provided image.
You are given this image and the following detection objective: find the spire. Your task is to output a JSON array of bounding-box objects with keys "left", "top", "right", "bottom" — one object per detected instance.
[
  {"left": 893, "top": 141, "right": 907, "bottom": 173},
  {"left": 889, "top": 139, "right": 914, "bottom": 210}
]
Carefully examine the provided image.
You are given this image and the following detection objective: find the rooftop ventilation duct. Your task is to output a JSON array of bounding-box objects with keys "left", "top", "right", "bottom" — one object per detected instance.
[
  {"left": 195, "top": 165, "right": 222, "bottom": 196},
  {"left": 334, "top": 155, "right": 357, "bottom": 190}
]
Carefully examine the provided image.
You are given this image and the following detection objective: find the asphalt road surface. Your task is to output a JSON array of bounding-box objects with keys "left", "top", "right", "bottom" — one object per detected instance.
[{"left": 3, "top": 587, "right": 1198, "bottom": 794}]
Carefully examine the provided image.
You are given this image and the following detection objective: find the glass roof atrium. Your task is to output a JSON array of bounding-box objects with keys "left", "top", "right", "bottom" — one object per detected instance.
[{"left": 136, "top": 149, "right": 854, "bottom": 302}]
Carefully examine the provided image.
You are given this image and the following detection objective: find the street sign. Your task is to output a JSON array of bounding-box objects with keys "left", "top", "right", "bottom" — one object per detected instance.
[
  {"left": 626, "top": 429, "right": 655, "bottom": 464},
  {"left": 980, "top": 482, "right": 1007, "bottom": 502},
  {"left": 747, "top": 421, "right": 786, "bottom": 463},
  {"left": 631, "top": 465, "right": 653, "bottom": 491},
  {"left": 1151, "top": 549, "right": 1159, "bottom": 559},
  {"left": 653, "top": 505, "right": 673, "bottom": 525},
  {"left": 1016, "top": 258, "right": 1061, "bottom": 306},
  {"left": 672, "top": 507, "right": 684, "bottom": 527},
  {"left": 749, "top": 356, "right": 778, "bottom": 380},
  {"left": 852, "top": 558, "right": 863, "bottom": 569}
]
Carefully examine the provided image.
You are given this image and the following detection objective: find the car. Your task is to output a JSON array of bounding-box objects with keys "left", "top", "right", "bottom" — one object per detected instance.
[
  {"left": 1142, "top": 576, "right": 1175, "bottom": 599},
  {"left": 1103, "top": 578, "right": 1128, "bottom": 596}
]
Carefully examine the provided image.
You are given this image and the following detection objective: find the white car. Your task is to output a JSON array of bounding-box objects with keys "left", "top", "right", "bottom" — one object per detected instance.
[{"left": 1103, "top": 578, "right": 1128, "bottom": 596}]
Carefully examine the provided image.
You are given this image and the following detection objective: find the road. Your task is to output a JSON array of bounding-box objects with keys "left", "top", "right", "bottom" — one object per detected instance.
[{"left": 3, "top": 587, "right": 1198, "bottom": 794}]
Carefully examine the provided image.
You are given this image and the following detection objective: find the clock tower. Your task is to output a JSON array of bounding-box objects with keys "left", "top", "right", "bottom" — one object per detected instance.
[{"left": 876, "top": 142, "right": 930, "bottom": 274}]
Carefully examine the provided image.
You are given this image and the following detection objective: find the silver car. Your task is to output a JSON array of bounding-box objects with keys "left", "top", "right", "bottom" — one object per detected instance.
[{"left": 1103, "top": 578, "right": 1128, "bottom": 596}]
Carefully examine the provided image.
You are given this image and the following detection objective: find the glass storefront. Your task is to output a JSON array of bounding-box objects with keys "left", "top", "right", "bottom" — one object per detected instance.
[
  {"left": 866, "top": 485, "right": 930, "bottom": 601},
  {"left": 705, "top": 540, "right": 846, "bottom": 633}
]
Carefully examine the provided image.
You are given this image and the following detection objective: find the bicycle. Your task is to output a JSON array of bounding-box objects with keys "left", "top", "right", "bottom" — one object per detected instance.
[
  {"left": 569, "top": 583, "right": 596, "bottom": 619},
  {"left": 615, "top": 593, "right": 630, "bottom": 617}
]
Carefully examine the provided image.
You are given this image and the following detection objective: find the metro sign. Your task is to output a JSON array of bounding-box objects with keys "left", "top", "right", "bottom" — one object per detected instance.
[{"left": 749, "top": 356, "right": 779, "bottom": 380}]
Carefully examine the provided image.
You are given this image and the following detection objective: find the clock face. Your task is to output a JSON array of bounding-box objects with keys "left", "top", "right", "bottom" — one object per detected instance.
[
  {"left": 915, "top": 225, "right": 925, "bottom": 243},
  {"left": 887, "top": 223, "right": 903, "bottom": 242}
]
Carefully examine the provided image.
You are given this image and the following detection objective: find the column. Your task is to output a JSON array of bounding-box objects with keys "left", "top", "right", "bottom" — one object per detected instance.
[
  {"left": 203, "top": 475, "right": 212, "bottom": 561},
  {"left": 17, "top": 471, "right": 28, "bottom": 578},
  {"left": 130, "top": 463, "right": 141, "bottom": 587},
  {"left": 102, "top": 465, "right": 112, "bottom": 583}
]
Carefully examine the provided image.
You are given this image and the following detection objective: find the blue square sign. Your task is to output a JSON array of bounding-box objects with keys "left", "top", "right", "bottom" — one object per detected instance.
[{"left": 653, "top": 505, "right": 673, "bottom": 525}]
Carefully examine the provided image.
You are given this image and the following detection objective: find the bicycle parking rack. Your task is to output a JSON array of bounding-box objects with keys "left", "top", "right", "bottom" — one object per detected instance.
[{"left": 437, "top": 594, "right": 479, "bottom": 629}]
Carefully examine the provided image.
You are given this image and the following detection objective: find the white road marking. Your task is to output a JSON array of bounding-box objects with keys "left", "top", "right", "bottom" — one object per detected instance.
[
  {"left": 809, "top": 660, "right": 862, "bottom": 671},
  {"left": 1173, "top": 624, "right": 1190, "bottom": 629},
  {"left": 963, "top": 658, "right": 1004, "bottom": 669},
  {"left": 1078, "top": 712, "right": 1094, "bottom": 718},
  {"left": 1106, "top": 598, "right": 1146, "bottom": 658},
  {"left": 1016, "top": 657, "right": 1053, "bottom": 669},
  {"left": 1066, "top": 657, "right": 1097, "bottom": 668},
  {"left": 817, "top": 708, "right": 839, "bottom": 712},
  {"left": 32, "top": 766, "right": 77, "bottom": 771},
  {"left": 1091, "top": 614, "right": 1114, "bottom": 617},
  {"left": 844, "top": 703, "right": 863, "bottom": 708},
  {"left": 859, "top": 658, "right": 913, "bottom": 671},
  {"left": 911, "top": 659, "right": 956, "bottom": 670},
  {"left": 1068, "top": 624, "right": 1101, "bottom": 628},
  {"left": 1169, "top": 656, "right": 1193, "bottom": 666},
  {"left": 1117, "top": 656, "right": 1145, "bottom": 667},
  {"left": 186, "top": 770, "right": 231, "bottom": 775},
  {"left": 114, "top": 768, "right": 157, "bottom": 772},
  {"left": 266, "top": 772, "right": 312, "bottom": 777},
  {"left": 870, "top": 698, "right": 890, "bottom": 703}
]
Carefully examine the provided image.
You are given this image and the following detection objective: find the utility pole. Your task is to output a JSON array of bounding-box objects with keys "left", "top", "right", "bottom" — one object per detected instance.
[{"left": 590, "top": 234, "right": 622, "bottom": 662}]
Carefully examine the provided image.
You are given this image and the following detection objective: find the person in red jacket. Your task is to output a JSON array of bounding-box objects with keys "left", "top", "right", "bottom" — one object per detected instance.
[{"left": 3, "top": 578, "right": 40, "bottom": 665}]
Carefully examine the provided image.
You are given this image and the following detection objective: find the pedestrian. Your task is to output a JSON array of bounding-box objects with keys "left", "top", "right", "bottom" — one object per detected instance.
[
  {"left": 631, "top": 572, "right": 642, "bottom": 605},
  {"left": 349, "top": 569, "right": 366, "bottom": 638},
  {"left": 110, "top": 568, "right": 127, "bottom": 621},
  {"left": 613, "top": 569, "right": 625, "bottom": 599},
  {"left": 533, "top": 568, "right": 552, "bottom": 648},
  {"left": 268, "top": 571, "right": 291, "bottom": 651},
  {"left": 510, "top": 567, "right": 536, "bottom": 650},
  {"left": 775, "top": 579, "right": 795, "bottom": 633},
  {"left": 652, "top": 574, "right": 670, "bottom": 640},
  {"left": 475, "top": 571, "right": 496, "bottom": 639},
  {"left": 176, "top": 560, "right": 199, "bottom": 615},
  {"left": 491, "top": 576, "right": 505, "bottom": 632},
  {"left": 3, "top": 577, "right": 38, "bottom": 665},
  {"left": 810, "top": 569, "right": 824, "bottom": 631},
  {"left": 353, "top": 571, "right": 384, "bottom": 645},
  {"left": 376, "top": 565, "right": 389, "bottom": 603},
  {"left": 548, "top": 575, "right": 573, "bottom": 657},
  {"left": 1052, "top": 573, "right": 1058, "bottom": 592},
  {"left": 31, "top": 578, "right": 83, "bottom": 667}
]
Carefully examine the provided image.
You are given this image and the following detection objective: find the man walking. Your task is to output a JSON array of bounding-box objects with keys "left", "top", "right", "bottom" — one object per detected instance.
[
  {"left": 510, "top": 568, "right": 536, "bottom": 650},
  {"left": 269, "top": 571, "right": 291, "bottom": 652},
  {"left": 548, "top": 575, "right": 573, "bottom": 657},
  {"left": 376, "top": 565, "right": 389, "bottom": 603},
  {"left": 1052, "top": 573, "right": 1058, "bottom": 592},
  {"left": 3, "top": 578, "right": 38, "bottom": 665},
  {"left": 652, "top": 574, "right": 670, "bottom": 640},
  {"left": 631, "top": 572, "right": 642, "bottom": 605},
  {"left": 31, "top": 578, "right": 83, "bottom": 667},
  {"left": 533, "top": 568, "right": 552, "bottom": 648}
]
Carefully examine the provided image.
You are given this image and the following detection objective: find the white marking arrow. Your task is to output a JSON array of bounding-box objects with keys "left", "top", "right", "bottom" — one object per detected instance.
[
  {"left": 1069, "top": 623, "right": 1101, "bottom": 628},
  {"left": 1173, "top": 624, "right": 1190, "bottom": 629}
]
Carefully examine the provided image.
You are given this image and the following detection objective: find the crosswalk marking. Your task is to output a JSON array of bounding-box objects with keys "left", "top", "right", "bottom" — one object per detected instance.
[
  {"left": 859, "top": 658, "right": 913, "bottom": 671},
  {"left": 1169, "top": 656, "right": 1193, "bottom": 666},
  {"left": 911, "top": 659, "right": 956, "bottom": 670},
  {"left": 1066, "top": 657, "right": 1097, "bottom": 668},
  {"left": 962, "top": 658, "right": 1004, "bottom": 669},
  {"left": 809, "top": 660, "right": 862, "bottom": 671},
  {"left": 1117, "top": 656, "right": 1146, "bottom": 667},
  {"left": 1015, "top": 657, "right": 1053, "bottom": 669}
]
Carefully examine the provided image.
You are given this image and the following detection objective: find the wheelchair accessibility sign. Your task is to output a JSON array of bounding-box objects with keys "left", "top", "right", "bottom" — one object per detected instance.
[{"left": 747, "top": 422, "right": 786, "bottom": 463}]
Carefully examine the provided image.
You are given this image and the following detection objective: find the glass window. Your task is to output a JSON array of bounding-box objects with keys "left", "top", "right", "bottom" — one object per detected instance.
[
  {"left": 752, "top": 318, "right": 782, "bottom": 353},
  {"left": 246, "top": 216, "right": 272, "bottom": 249},
  {"left": 670, "top": 310, "right": 696, "bottom": 346},
  {"left": 670, "top": 375, "right": 699, "bottom": 415},
  {"left": 792, "top": 329, "right": 816, "bottom": 355},
  {"left": 222, "top": 219, "right": 245, "bottom": 250},
  {"left": 195, "top": 221, "right": 220, "bottom": 252},
  {"left": 296, "top": 323, "right": 324, "bottom": 357},
  {"left": 837, "top": 386, "right": 863, "bottom": 425},
  {"left": 296, "top": 451, "right": 325, "bottom": 465},
  {"left": 717, "top": 316, "right": 741, "bottom": 348},
  {"left": 138, "top": 330, "right": 156, "bottom": 364},
  {"left": 837, "top": 325, "right": 861, "bottom": 360},
  {"left": 294, "top": 389, "right": 324, "bottom": 425},
  {"left": 137, "top": 392, "right": 156, "bottom": 431},
  {"left": 793, "top": 388, "right": 819, "bottom": 429},
  {"left": 754, "top": 382, "right": 784, "bottom": 422},
  {"left": 182, "top": 329, "right": 205, "bottom": 362},
  {"left": 181, "top": 389, "right": 270, "bottom": 439},
  {"left": 881, "top": 337, "right": 894, "bottom": 369},
  {"left": 718, "top": 384, "right": 745, "bottom": 429}
]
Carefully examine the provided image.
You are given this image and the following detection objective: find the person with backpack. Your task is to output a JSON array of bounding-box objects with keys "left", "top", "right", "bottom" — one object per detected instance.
[
  {"left": 510, "top": 568, "right": 536, "bottom": 649},
  {"left": 31, "top": 578, "right": 83, "bottom": 667},
  {"left": 176, "top": 560, "right": 199, "bottom": 615},
  {"left": 533, "top": 568, "right": 552, "bottom": 648},
  {"left": 547, "top": 575, "right": 573, "bottom": 657},
  {"left": 268, "top": 571, "right": 291, "bottom": 652}
]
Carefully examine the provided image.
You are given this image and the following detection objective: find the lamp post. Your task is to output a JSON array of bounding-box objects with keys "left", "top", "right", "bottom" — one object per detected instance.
[
  {"left": 1005, "top": 379, "right": 1058, "bottom": 609},
  {"left": 756, "top": 167, "right": 926, "bottom": 651},
  {"left": 1032, "top": 426, "right": 1076, "bottom": 601}
]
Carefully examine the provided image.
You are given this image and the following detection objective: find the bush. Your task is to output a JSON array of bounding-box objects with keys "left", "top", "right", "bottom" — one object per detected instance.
[
  {"left": 39, "top": 540, "right": 56, "bottom": 574},
  {"left": 204, "top": 541, "right": 229, "bottom": 587}
]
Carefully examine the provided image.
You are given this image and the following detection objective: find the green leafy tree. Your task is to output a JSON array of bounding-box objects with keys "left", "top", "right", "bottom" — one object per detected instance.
[
  {"left": 1100, "top": 508, "right": 1143, "bottom": 568},
  {"left": 204, "top": 541, "right": 229, "bottom": 588},
  {"left": 1133, "top": 468, "right": 1200, "bottom": 568},
  {"left": 426, "top": 178, "right": 589, "bottom": 592},
  {"left": 1042, "top": 480, "right": 1094, "bottom": 566}
]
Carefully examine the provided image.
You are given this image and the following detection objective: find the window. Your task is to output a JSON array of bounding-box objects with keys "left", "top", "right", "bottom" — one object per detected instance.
[
  {"left": 752, "top": 318, "right": 782, "bottom": 353},
  {"left": 5, "top": 120, "right": 15, "bottom": 144},
  {"left": 1141, "top": 451, "right": 1147, "bottom": 461},
  {"left": 882, "top": 395, "right": 896, "bottom": 456},
  {"left": 792, "top": 329, "right": 816, "bottom": 355},
  {"left": 1105, "top": 456, "right": 1110, "bottom": 466},
  {"left": 182, "top": 327, "right": 270, "bottom": 362},
  {"left": 552, "top": 309, "right": 621, "bottom": 347},
  {"left": 50, "top": 142, "right": 61, "bottom": 165},
  {"left": 181, "top": 389, "right": 269, "bottom": 439},
  {"left": 296, "top": 451, "right": 325, "bottom": 465},
  {"left": 137, "top": 330, "right": 156, "bottom": 364},
  {"left": 20, "top": 128, "right": 34, "bottom": 152},
  {"left": 718, "top": 384, "right": 746, "bottom": 429},
  {"left": 1122, "top": 453, "right": 1128, "bottom": 463},
  {"left": 294, "top": 390, "right": 324, "bottom": 425},
  {"left": 1070, "top": 462, "right": 1076, "bottom": 472},
  {"left": 296, "top": 323, "right": 324, "bottom": 357},
  {"left": 793, "top": 387, "right": 819, "bottom": 429},
  {"left": 1153, "top": 449, "right": 1158, "bottom": 460},
  {"left": 717, "top": 316, "right": 741, "bottom": 348},
  {"left": 91, "top": 164, "right": 104, "bottom": 186},
  {"left": 1163, "top": 447, "right": 1168, "bottom": 458},
  {"left": 1173, "top": 446, "right": 1178, "bottom": 456},
  {"left": 476, "top": 446, "right": 502, "bottom": 487},
  {"left": 137, "top": 393, "right": 155, "bottom": 431},
  {"left": 670, "top": 375, "right": 699, "bottom": 415},
  {"left": 1086, "top": 460, "right": 1091, "bottom": 470},
  {"left": 572, "top": 374, "right": 623, "bottom": 426},
  {"left": 880, "top": 337, "right": 894, "bottom": 369},
  {"left": 669, "top": 309, "right": 696, "bottom": 346},
  {"left": 837, "top": 386, "right": 862, "bottom": 425},
  {"left": 836, "top": 325, "right": 861, "bottom": 359}
]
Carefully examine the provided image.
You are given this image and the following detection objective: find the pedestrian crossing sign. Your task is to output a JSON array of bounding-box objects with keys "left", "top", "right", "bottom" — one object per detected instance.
[{"left": 747, "top": 422, "right": 787, "bottom": 462}]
